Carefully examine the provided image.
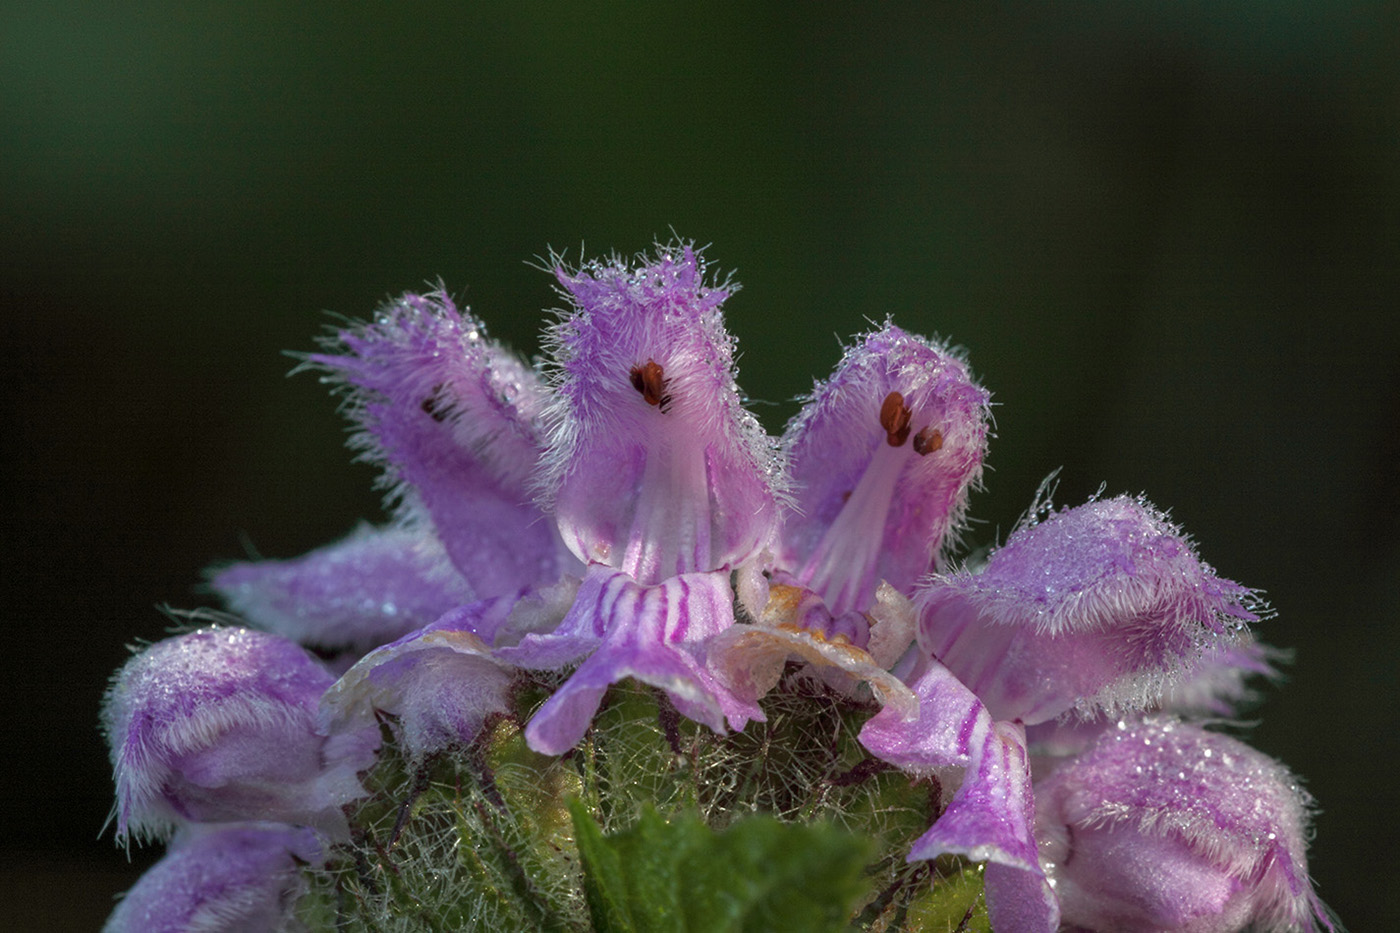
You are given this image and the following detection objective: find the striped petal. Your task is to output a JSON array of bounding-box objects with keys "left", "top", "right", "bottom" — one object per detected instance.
[
  {"left": 860, "top": 657, "right": 1056, "bottom": 931},
  {"left": 503, "top": 567, "right": 763, "bottom": 754}
]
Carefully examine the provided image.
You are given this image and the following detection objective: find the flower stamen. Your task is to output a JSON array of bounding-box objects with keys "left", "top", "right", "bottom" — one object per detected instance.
[
  {"left": 912, "top": 426, "right": 943, "bottom": 456},
  {"left": 420, "top": 383, "right": 451, "bottom": 422},
  {"left": 629, "top": 359, "right": 671, "bottom": 410},
  {"left": 879, "top": 391, "right": 912, "bottom": 446}
]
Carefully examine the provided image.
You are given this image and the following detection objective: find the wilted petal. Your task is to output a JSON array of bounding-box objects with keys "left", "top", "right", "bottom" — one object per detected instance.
[
  {"left": 711, "top": 583, "right": 917, "bottom": 718},
  {"left": 861, "top": 658, "right": 1056, "bottom": 930},
  {"left": 104, "top": 822, "right": 321, "bottom": 933},
  {"left": 542, "top": 245, "right": 782, "bottom": 584},
  {"left": 320, "top": 593, "right": 533, "bottom": 762},
  {"left": 505, "top": 567, "right": 764, "bottom": 754},
  {"left": 102, "top": 627, "right": 378, "bottom": 843},
  {"left": 210, "top": 524, "right": 474, "bottom": 655},
  {"left": 1035, "top": 717, "right": 1336, "bottom": 933},
  {"left": 778, "top": 323, "right": 989, "bottom": 614},
  {"left": 864, "top": 581, "right": 919, "bottom": 671},
  {"left": 457, "top": 575, "right": 583, "bottom": 649},
  {"left": 918, "top": 495, "right": 1261, "bottom": 724},
  {"left": 308, "top": 291, "right": 575, "bottom": 595}
]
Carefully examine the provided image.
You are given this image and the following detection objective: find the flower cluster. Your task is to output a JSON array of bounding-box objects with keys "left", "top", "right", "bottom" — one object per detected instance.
[{"left": 103, "top": 243, "right": 1337, "bottom": 932}]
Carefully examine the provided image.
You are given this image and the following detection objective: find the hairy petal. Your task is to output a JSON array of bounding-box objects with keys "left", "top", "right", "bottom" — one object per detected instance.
[
  {"left": 319, "top": 593, "right": 534, "bottom": 763},
  {"left": 104, "top": 822, "right": 322, "bottom": 933},
  {"left": 1035, "top": 717, "right": 1336, "bottom": 933},
  {"left": 1159, "top": 638, "right": 1281, "bottom": 718},
  {"left": 542, "top": 244, "right": 782, "bottom": 584},
  {"left": 308, "top": 291, "right": 575, "bottom": 595},
  {"left": 504, "top": 567, "right": 764, "bottom": 755},
  {"left": 778, "top": 323, "right": 989, "bottom": 614},
  {"left": 102, "top": 627, "right": 378, "bottom": 843},
  {"left": 210, "top": 524, "right": 474, "bottom": 656},
  {"left": 918, "top": 495, "right": 1261, "bottom": 724},
  {"left": 1026, "top": 639, "right": 1282, "bottom": 766}
]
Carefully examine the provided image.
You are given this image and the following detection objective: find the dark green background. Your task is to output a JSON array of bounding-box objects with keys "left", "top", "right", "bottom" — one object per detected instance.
[{"left": 4, "top": 3, "right": 1396, "bottom": 929}]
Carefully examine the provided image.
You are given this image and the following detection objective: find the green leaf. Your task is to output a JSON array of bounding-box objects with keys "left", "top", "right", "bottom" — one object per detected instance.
[
  {"left": 902, "top": 862, "right": 990, "bottom": 933},
  {"left": 569, "top": 802, "right": 872, "bottom": 933}
]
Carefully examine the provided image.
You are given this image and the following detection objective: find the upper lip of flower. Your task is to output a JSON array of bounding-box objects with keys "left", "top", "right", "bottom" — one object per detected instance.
[
  {"left": 915, "top": 493, "right": 1265, "bottom": 725},
  {"left": 302, "top": 288, "right": 579, "bottom": 601},
  {"left": 538, "top": 243, "right": 784, "bottom": 585},
  {"left": 773, "top": 321, "right": 990, "bottom": 616}
]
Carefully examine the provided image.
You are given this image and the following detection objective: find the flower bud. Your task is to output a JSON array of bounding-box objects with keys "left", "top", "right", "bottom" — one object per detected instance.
[
  {"left": 1033, "top": 717, "right": 1335, "bottom": 933},
  {"left": 104, "top": 822, "right": 320, "bottom": 933},
  {"left": 102, "top": 627, "right": 378, "bottom": 843},
  {"left": 918, "top": 495, "right": 1261, "bottom": 724}
]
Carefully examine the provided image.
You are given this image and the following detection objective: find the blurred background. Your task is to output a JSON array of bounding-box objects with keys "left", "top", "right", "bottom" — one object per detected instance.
[{"left": 4, "top": 3, "right": 1396, "bottom": 929}]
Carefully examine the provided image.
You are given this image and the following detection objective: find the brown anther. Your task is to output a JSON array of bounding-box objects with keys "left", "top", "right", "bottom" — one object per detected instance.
[
  {"left": 912, "top": 426, "right": 943, "bottom": 456},
  {"left": 420, "top": 383, "right": 450, "bottom": 422},
  {"left": 629, "top": 359, "right": 668, "bottom": 408},
  {"left": 879, "top": 391, "right": 913, "bottom": 446}
]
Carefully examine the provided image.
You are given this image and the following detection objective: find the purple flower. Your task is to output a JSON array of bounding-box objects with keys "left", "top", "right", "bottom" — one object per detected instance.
[
  {"left": 122, "top": 239, "right": 1335, "bottom": 931},
  {"left": 497, "top": 246, "right": 783, "bottom": 753},
  {"left": 540, "top": 246, "right": 781, "bottom": 583},
  {"left": 206, "top": 290, "right": 599, "bottom": 760},
  {"left": 775, "top": 323, "right": 990, "bottom": 614},
  {"left": 211, "top": 524, "right": 475, "bottom": 657},
  {"left": 713, "top": 323, "right": 988, "bottom": 715},
  {"left": 104, "top": 822, "right": 321, "bottom": 933},
  {"left": 687, "top": 319, "right": 1051, "bottom": 928},
  {"left": 211, "top": 291, "right": 580, "bottom": 661},
  {"left": 309, "top": 290, "right": 574, "bottom": 596},
  {"left": 102, "top": 627, "right": 378, "bottom": 843},
  {"left": 858, "top": 494, "right": 1281, "bottom": 929},
  {"left": 1034, "top": 717, "right": 1336, "bottom": 933},
  {"left": 319, "top": 584, "right": 578, "bottom": 761},
  {"left": 215, "top": 247, "right": 787, "bottom": 759},
  {"left": 917, "top": 494, "right": 1263, "bottom": 725}
]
